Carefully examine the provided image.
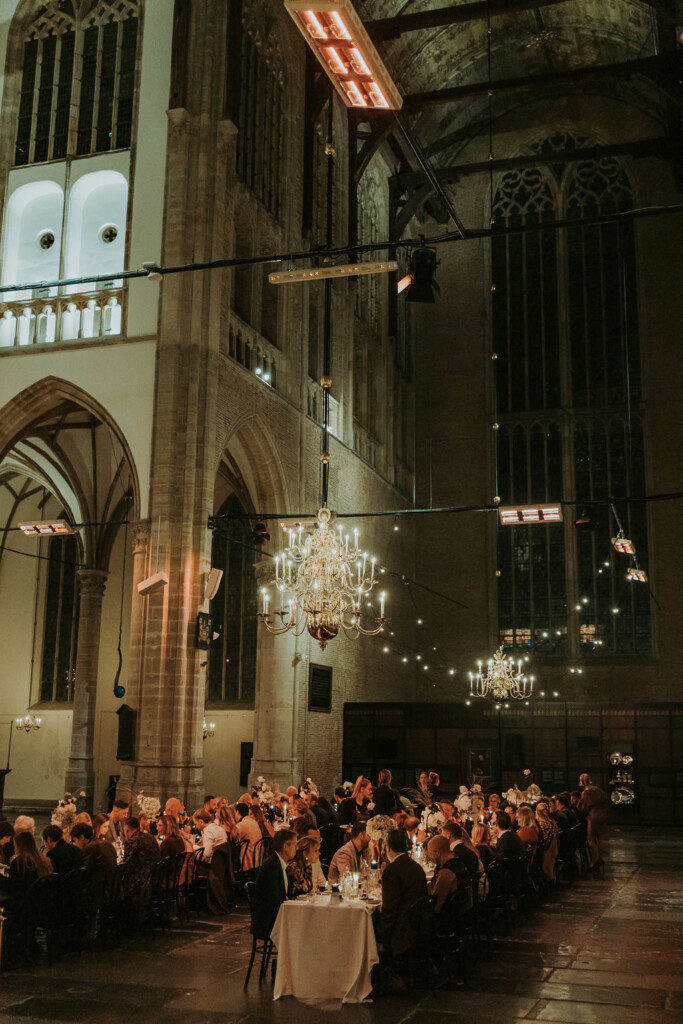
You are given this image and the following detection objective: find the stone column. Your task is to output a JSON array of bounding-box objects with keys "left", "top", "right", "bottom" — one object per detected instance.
[{"left": 65, "top": 568, "right": 108, "bottom": 808}]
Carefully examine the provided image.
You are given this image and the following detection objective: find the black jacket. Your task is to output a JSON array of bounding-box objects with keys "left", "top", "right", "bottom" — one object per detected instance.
[
  {"left": 379, "top": 853, "right": 429, "bottom": 955},
  {"left": 338, "top": 797, "right": 371, "bottom": 826},
  {"left": 372, "top": 785, "right": 401, "bottom": 816},
  {"left": 47, "top": 838, "right": 83, "bottom": 876},
  {"left": 494, "top": 830, "right": 526, "bottom": 861},
  {"left": 451, "top": 842, "right": 480, "bottom": 880},
  {"left": 251, "top": 852, "right": 287, "bottom": 939}
]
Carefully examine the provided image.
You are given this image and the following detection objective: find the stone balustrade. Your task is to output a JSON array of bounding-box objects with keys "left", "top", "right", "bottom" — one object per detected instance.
[
  {"left": 0, "top": 289, "right": 123, "bottom": 348},
  {"left": 227, "top": 312, "right": 280, "bottom": 390}
]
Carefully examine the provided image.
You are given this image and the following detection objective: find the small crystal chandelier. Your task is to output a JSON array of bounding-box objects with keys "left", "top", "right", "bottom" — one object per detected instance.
[
  {"left": 469, "top": 647, "right": 534, "bottom": 700},
  {"left": 15, "top": 713, "right": 42, "bottom": 733},
  {"left": 259, "top": 507, "right": 387, "bottom": 649},
  {"left": 202, "top": 720, "right": 215, "bottom": 740}
]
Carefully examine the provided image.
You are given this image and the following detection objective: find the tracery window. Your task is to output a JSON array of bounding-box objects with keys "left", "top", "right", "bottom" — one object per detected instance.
[
  {"left": 233, "top": 1, "right": 284, "bottom": 221},
  {"left": 207, "top": 495, "right": 258, "bottom": 706},
  {"left": 493, "top": 135, "right": 650, "bottom": 657},
  {"left": 15, "top": 0, "right": 139, "bottom": 166},
  {"left": 355, "top": 184, "right": 379, "bottom": 331},
  {"left": 40, "top": 533, "right": 80, "bottom": 702}
]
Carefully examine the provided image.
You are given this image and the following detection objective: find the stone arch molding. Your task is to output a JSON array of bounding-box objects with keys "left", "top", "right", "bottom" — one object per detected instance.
[
  {"left": 0, "top": 376, "right": 140, "bottom": 565},
  {"left": 217, "top": 413, "right": 290, "bottom": 519}
]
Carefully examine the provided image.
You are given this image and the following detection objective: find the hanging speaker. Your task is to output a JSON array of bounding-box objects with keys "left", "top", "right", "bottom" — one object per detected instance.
[{"left": 204, "top": 568, "right": 224, "bottom": 601}]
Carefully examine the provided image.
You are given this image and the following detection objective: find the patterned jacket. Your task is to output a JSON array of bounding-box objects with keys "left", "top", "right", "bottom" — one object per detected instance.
[{"left": 123, "top": 830, "right": 160, "bottom": 902}]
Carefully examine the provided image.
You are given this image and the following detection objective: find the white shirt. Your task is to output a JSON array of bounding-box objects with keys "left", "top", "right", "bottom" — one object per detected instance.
[
  {"left": 201, "top": 822, "right": 228, "bottom": 863},
  {"left": 236, "top": 815, "right": 262, "bottom": 869},
  {"left": 311, "top": 858, "right": 326, "bottom": 890},
  {"left": 278, "top": 853, "right": 289, "bottom": 892}
]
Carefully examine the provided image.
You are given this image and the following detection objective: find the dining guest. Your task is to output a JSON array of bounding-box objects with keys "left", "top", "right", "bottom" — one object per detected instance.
[
  {"left": 427, "top": 835, "right": 470, "bottom": 913},
  {"left": 13, "top": 815, "right": 35, "bottom": 835},
  {"left": 42, "top": 824, "right": 83, "bottom": 875},
  {"left": 416, "top": 771, "right": 431, "bottom": 806},
  {"left": 441, "top": 822, "right": 481, "bottom": 879},
  {"left": 235, "top": 802, "right": 262, "bottom": 869},
  {"left": 249, "top": 802, "right": 275, "bottom": 839},
  {"left": 516, "top": 806, "right": 540, "bottom": 848},
  {"left": 138, "top": 812, "right": 151, "bottom": 834},
  {"left": 439, "top": 801, "right": 457, "bottom": 823},
  {"left": 92, "top": 814, "right": 109, "bottom": 840},
  {"left": 428, "top": 771, "right": 444, "bottom": 801},
  {"left": 339, "top": 777, "right": 373, "bottom": 827},
  {"left": 215, "top": 799, "right": 239, "bottom": 840},
  {"left": 286, "top": 836, "right": 320, "bottom": 897},
  {"left": 535, "top": 804, "right": 559, "bottom": 841},
  {"left": 373, "top": 769, "right": 402, "bottom": 816},
  {"left": 251, "top": 828, "right": 297, "bottom": 940},
  {"left": 238, "top": 793, "right": 253, "bottom": 806},
  {"left": 378, "top": 828, "right": 429, "bottom": 955},
  {"left": 0, "top": 821, "right": 15, "bottom": 865},
  {"left": 7, "top": 831, "right": 52, "bottom": 901},
  {"left": 164, "top": 797, "right": 187, "bottom": 827},
  {"left": 327, "top": 821, "right": 370, "bottom": 884},
  {"left": 285, "top": 786, "right": 299, "bottom": 804},
  {"left": 71, "top": 823, "right": 117, "bottom": 905},
  {"left": 104, "top": 799, "right": 129, "bottom": 844},
  {"left": 578, "top": 776, "right": 608, "bottom": 869},
  {"left": 470, "top": 821, "right": 494, "bottom": 866},
  {"left": 193, "top": 810, "right": 228, "bottom": 867},
  {"left": 549, "top": 793, "right": 577, "bottom": 830},
  {"left": 203, "top": 795, "right": 219, "bottom": 815},
  {"left": 292, "top": 798, "right": 316, "bottom": 831},
  {"left": 75, "top": 812, "right": 92, "bottom": 826},
  {"left": 493, "top": 811, "right": 525, "bottom": 860},
  {"left": 333, "top": 786, "right": 347, "bottom": 809},
  {"left": 315, "top": 795, "right": 339, "bottom": 826},
  {"left": 122, "top": 817, "right": 160, "bottom": 902},
  {"left": 404, "top": 816, "right": 420, "bottom": 842},
  {"left": 157, "top": 814, "right": 191, "bottom": 856},
  {"left": 487, "top": 793, "right": 501, "bottom": 815},
  {"left": 303, "top": 827, "right": 327, "bottom": 891}
]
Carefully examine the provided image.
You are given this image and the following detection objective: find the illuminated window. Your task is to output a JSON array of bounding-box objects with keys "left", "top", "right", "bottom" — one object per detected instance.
[
  {"left": 15, "top": 0, "right": 139, "bottom": 166},
  {"left": 494, "top": 135, "right": 650, "bottom": 657},
  {"left": 40, "top": 533, "right": 80, "bottom": 702},
  {"left": 207, "top": 495, "right": 258, "bottom": 706}
]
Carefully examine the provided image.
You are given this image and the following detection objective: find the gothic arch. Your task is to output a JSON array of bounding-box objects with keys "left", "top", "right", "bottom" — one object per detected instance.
[{"left": 217, "top": 413, "right": 290, "bottom": 518}]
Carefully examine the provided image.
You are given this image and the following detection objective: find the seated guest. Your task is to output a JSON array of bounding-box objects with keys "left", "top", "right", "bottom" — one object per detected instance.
[
  {"left": 285, "top": 786, "right": 299, "bottom": 804},
  {"left": 328, "top": 820, "right": 370, "bottom": 884},
  {"left": 338, "top": 776, "right": 373, "bottom": 827},
  {"left": 378, "top": 828, "right": 429, "bottom": 955},
  {"left": 470, "top": 821, "right": 494, "bottom": 866},
  {"left": 42, "top": 824, "right": 83, "bottom": 875},
  {"left": 316, "top": 795, "right": 339, "bottom": 826},
  {"left": 286, "top": 836, "right": 321, "bottom": 897},
  {"left": 13, "top": 815, "right": 35, "bottom": 835},
  {"left": 404, "top": 816, "right": 420, "bottom": 842},
  {"left": 516, "top": 806, "right": 540, "bottom": 848},
  {"left": 505, "top": 804, "right": 519, "bottom": 831},
  {"left": 439, "top": 801, "right": 457, "bottom": 823},
  {"left": 203, "top": 794, "right": 218, "bottom": 816},
  {"left": 6, "top": 831, "right": 52, "bottom": 903},
  {"left": 193, "top": 810, "right": 228, "bottom": 868},
  {"left": 373, "top": 769, "right": 402, "bottom": 816},
  {"left": 104, "top": 799, "right": 129, "bottom": 844},
  {"left": 535, "top": 804, "right": 559, "bottom": 840},
  {"left": 215, "top": 800, "right": 239, "bottom": 841},
  {"left": 164, "top": 797, "right": 187, "bottom": 827},
  {"left": 441, "top": 822, "right": 481, "bottom": 879},
  {"left": 235, "top": 802, "right": 262, "bottom": 870},
  {"left": 292, "top": 816, "right": 311, "bottom": 839},
  {"left": 92, "top": 814, "right": 109, "bottom": 840},
  {"left": 75, "top": 812, "right": 92, "bottom": 826},
  {"left": 251, "top": 828, "right": 297, "bottom": 939},
  {"left": 122, "top": 817, "right": 160, "bottom": 902},
  {"left": 249, "top": 802, "right": 274, "bottom": 840},
  {"left": 333, "top": 786, "right": 347, "bottom": 808},
  {"left": 71, "top": 823, "right": 117, "bottom": 904},
  {"left": 292, "top": 798, "right": 316, "bottom": 831},
  {"left": 0, "top": 821, "right": 15, "bottom": 866},
  {"left": 428, "top": 771, "right": 443, "bottom": 801},
  {"left": 138, "top": 812, "right": 151, "bottom": 834},
  {"left": 427, "top": 835, "right": 470, "bottom": 914},
  {"left": 157, "top": 814, "right": 191, "bottom": 856},
  {"left": 487, "top": 793, "right": 501, "bottom": 815},
  {"left": 493, "top": 811, "right": 525, "bottom": 860},
  {"left": 303, "top": 827, "right": 327, "bottom": 891},
  {"left": 238, "top": 793, "right": 253, "bottom": 806},
  {"left": 549, "top": 793, "right": 577, "bottom": 830}
]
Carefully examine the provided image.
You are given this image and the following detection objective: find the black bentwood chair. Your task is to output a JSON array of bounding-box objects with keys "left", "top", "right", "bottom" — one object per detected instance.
[{"left": 243, "top": 881, "right": 276, "bottom": 989}]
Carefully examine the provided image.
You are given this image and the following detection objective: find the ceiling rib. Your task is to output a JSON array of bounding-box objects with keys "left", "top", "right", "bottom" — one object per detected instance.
[{"left": 365, "top": 0, "right": 578, "bottom": 42}]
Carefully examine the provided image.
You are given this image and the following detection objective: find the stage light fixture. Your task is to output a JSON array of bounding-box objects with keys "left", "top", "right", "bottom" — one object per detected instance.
[
  {"left": 627, "top": 567, "right": 648, "bottom": 582},
  {"left": 574, "top": 506, "right": 597, "bottom": 531},
  {"left": 404, "top": 246, "right": 439, "bottom": 304},
  {"left": 498, "top": 504, "right": 563, "bottom": 525},
  {"left": 284, "top": 0, "right": 402, "bottom": 110},
  {"left": 612, "top": 534, "right": 636, "bottom": 555},
  {"left": 19, "top": 519, "right": 76, "bottom": 536}
]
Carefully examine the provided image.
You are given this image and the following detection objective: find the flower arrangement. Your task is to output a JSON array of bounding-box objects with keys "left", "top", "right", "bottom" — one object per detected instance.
[
  {"left": 342, "top": 780, "right": 353, "bottom": 796},
  {"left": 366, "top": 815, "right": 397, "bottom": 841},
  {"left": 420, "top": 805, "right": 446, "bottom": 833},
  {"left": 255, "top": 775, "right": 276, "bottom": 804},
  {"left": 455, "top": 784, "right": 484, "bottom": 816},
  {"left": 51, "top": 790, "right": 85, "bottom": 831},
  {"left": 299, "top": 776, "right": 319, "bottom": 798},
  {"left": 136, "top": 791, "right": 161, "bottom": 821}
]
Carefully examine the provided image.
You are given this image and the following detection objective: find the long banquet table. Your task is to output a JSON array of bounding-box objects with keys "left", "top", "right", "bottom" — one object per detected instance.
[{"left": 271, "top": 893, "right": 379, "bottom": 1004}]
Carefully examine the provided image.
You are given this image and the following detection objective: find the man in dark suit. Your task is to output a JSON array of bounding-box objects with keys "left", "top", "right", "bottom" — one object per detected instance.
[
  {"left": 71, "top": 823, "right": 117, "bottom": 906},
  {"left": 378, "top": 828, "right": 428, "bottom": 955},
  {"left": 42, "top": 824, "right": 83, "bottom": 874},
  {"left": 492, "top": 810, "right": 526, "bottom": 860},
  {"left": 441, "top": 822, "right": 480, "bottom": 880},
  {"left": 251, "top": 828, "right": 297, "bottom": 940}
]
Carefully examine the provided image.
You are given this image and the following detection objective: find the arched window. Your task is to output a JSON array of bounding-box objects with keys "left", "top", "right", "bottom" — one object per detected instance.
[
  {"left": 493, "top": 134, "right": 650, "bottom": 656},
  {"left": 40, "top": 532, "right": 80, "bottom": 702},
  {"left": 15, "top": 0, "right": 139, "bottom": 166},
  {"left": 207, "top": 495, "right": 258, "bottom": 705}
]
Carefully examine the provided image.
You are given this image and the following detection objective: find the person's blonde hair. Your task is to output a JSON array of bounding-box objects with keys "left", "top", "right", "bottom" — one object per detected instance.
[
  {"left": 352, "top": 776, "right": 370, "bottom": 801},
  {"left": 517, "top": 806, "right": 535, "bottom": 828},
  {"left": 296, "top": 835, "right": 320, "bottom": 858},
  {"left": 471, "top": 822, "right": 490, "bottom": 845},
  {"left": 535, "top": 805, "right": 552, "bottom": 824}
]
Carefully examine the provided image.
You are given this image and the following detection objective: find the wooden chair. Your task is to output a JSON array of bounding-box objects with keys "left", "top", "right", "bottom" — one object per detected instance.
[{"left": 243, "top": 880, "right": 276, "bottom": 989}]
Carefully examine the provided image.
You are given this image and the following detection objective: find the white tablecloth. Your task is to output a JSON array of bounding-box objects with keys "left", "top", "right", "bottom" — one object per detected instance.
[{"left": 271, "top": 895, "right": 379, "bottom": 1004}]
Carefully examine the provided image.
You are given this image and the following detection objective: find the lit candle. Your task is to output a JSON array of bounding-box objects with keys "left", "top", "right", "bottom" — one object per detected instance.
[{"left": 380, "top": 591, "right": 385, "bottom": 618}]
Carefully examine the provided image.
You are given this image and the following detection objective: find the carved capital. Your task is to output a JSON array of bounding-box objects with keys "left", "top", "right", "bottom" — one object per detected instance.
[
  {"left": 77, "top": 568, "right": 108, "bottom": 597},
  {"left": 167, "top": 106, "right": 191, "bottom": 137},
  {"left": 131, "top": 519, "right": 151, "bottom": 555}
]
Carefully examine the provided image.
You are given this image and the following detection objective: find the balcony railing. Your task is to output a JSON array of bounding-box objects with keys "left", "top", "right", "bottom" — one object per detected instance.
[
  {"left": 227, "top": 313, "right": 280, "bottom": 390},
  {"left": 0, "top": 289, "right": 123, "bottom": 348}
]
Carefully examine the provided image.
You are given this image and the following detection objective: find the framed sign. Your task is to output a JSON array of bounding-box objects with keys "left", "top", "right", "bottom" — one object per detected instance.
[{"left": 196, "top": 612, "right": 213, "bottom": 650}]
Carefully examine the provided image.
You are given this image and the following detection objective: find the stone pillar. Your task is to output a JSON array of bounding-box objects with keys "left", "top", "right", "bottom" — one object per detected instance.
[{"left": 65, "top": 568, "right": 108, "bottom": 808}]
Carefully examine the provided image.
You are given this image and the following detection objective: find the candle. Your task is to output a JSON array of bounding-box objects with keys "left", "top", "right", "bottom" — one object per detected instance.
[{"left": 380, "top": 591, "right": 385, "bottom": 618}]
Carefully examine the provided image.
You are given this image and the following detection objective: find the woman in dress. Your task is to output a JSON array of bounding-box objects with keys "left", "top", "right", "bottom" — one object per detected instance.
[
  {"left": 7, "top": 831, "right": 52, "bottom": 900},
  {"left": 516, "top": 806, "right": 540, "bottom": 848},
  {"left": 470, "top": 821, "right": 494, "bottom": 866},
  {"left": 249, "top": 802, "right": 275, "bottom": 839},
  {"left": 338, "top": 777, "right": 373, "bottom": 827},
  {"left": 157, "top": 814, "right": 192, "bottom": 856},
  {"left": 578, "top": 776, "right": 608, "bottom": 869},
  {"left": 286, "top": 836, "right": 321, "bottom": 897},
  {"left": 535, "top": 804, "right": 559, "bottom": 841},
  {"left": 215, "top": 800, "right": 239, "bottom": 841}
]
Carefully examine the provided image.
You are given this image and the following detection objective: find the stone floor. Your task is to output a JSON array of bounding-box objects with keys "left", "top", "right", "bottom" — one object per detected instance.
[{"left": 2, "top": 826, "right": 683, "bottom": 1023}]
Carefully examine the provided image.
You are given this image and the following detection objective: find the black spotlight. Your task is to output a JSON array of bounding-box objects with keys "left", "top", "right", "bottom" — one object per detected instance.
[
  {"left": 253, "top": 521, "right": 270, "bottom": 545},
  {"left": 574, "top": 506, "right": 597, "bottom": 531},
  {"left": 405, "top": 246, "right": 439, "bottom": 303}
]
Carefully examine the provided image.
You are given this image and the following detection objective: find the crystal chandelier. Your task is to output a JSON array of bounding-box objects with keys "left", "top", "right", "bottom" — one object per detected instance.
[
  {"left": 15, "top": 713, "right": 42, "bottom": 733},
  {"left": 259, "top": 507, "right": 386, "bottom": 649},
  {"left": 469, "top": 647, "right": 534, "bottom": 700}
]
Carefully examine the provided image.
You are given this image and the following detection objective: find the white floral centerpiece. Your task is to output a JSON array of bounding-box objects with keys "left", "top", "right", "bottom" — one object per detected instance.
[
  {"left": 420, "top": 805, "right": 446, "bottom": 834},
  {"left": 299, "top": 776, "right": 319, "bottom": 798},
  {"left": 366, "top": 814, "right": 397, "bottom": 841},
  {"left": 51, "top": 791, "right": 85, "bottom": 831},
  {"left": 455, "top": 783, "right": 484, "bottom": 817},
  {"left": 255, "top": 775, "right": 276, "bottom": 804},
  {"left": 342, "top": 780, "right": 353, "bottom": 796},
  {"left": 136, "top": 791, "right": 161, "bottom": 821}
]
